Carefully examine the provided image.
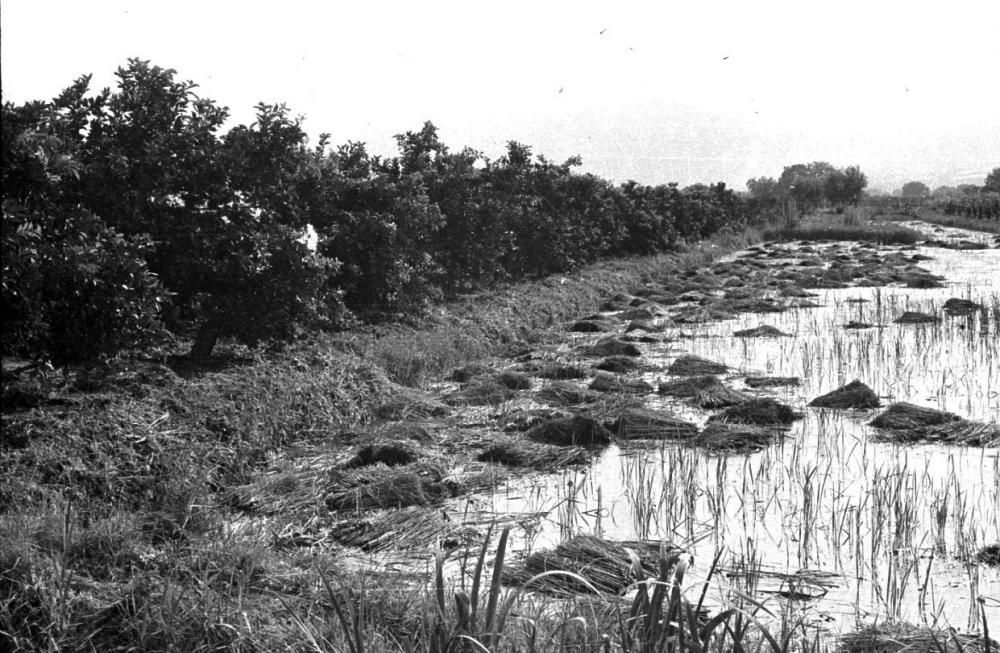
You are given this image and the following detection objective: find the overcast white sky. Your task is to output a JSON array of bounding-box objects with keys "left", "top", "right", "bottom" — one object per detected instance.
[{"left": 3, "top": 0, "right": 999, "bottom": 190}]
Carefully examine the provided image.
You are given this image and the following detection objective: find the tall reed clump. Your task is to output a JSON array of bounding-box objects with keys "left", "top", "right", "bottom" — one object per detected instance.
[{"left": 299, "top": 530, "right": 826, "bottom": 653}]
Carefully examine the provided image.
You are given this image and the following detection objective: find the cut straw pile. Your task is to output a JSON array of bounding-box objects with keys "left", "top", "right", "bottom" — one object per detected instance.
[
  {"left": 744, "top": 376, "right": 800, "bottom": 388},
  {"left": 658, "top": 375, "right": 750, "bottom": 408},
  {"left": 840, "top": 622, "right": 996, "bottom": 653},
  {"left": 477, "top": 438, "right": 593, "bottom": 469},
  {"left": 809, "top": 379, "right": 880, "bottom": 409},
  {"left": 667, "top": 355, "right": 727, "bottom": 376},
  {"left": 229, "top": 457, "right": 497, "bottom": 515},
  {"left": 537, "top": 381, "right": 603, "bottom": 405},
  {"left": 328, "top": 506, "right": 480, "bottom": 552},
  {"left": 502, "top": 534, "right": 685, "bottom": 596},
  {"left": 870, "top": 402, "right": 1000, "bottom": 446},
  {"left": 708, "top": 398, "right": 801, "bottom": 425},
  {"left": 692, "top": 423, "right": 781, "bottom": 453},
  {"left": 324, "top": 466, "right": 452, "bottom": 512},
  {"left": 589, "top": 372, "right": 653, "bottom": 395},
  {"left": 610, "top": 407, "right": 698, "bottom": 440},
  {"left": 527, "top": 415, "right": 613, "bottom": 447}
]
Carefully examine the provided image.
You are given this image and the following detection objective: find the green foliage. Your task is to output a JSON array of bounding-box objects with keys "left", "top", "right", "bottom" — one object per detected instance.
[
  {"left": 983, "top": 166, "right": 1000, "bottom": 193},
  {"left": 824, "top": 165, "right": 867, "bottom": 205},
  {"left": 746, "top": 176, "right": 781, "bottom": 202},
  {"left": 3, "top": 60, "right": 769, "bottom": 362},
  {"left": 900, "top": 180, "right": 930, "bottom": 199},
  {"left": 1, "top": 204, "right": 164, "bottom": 364},
  {"left": 3, "top": 60, "right": 343, "bottom": 361},
  {"left": 1, "top": 95, "right": 165, "bottom": 364},
  {"left": 778, "top": 161, "right": 838, "bottom": 208}
]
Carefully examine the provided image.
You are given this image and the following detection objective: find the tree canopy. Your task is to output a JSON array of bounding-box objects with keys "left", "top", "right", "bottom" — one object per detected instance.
[
  {"left": 984, "top": 167, "right": 1000, "bottom": 193},
  {"left": 2, "top": 59, "right": 770, "bottom": 364},
  {"left": 900, "top": 180, "right": 930, "bottom": 199}
]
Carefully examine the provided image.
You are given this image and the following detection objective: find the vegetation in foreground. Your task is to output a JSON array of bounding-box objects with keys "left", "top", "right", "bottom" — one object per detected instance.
[
  {"left": 5, "top": 219, "right": 1000, "bottom": 651},
  {"left": 2, "top": 229, "right": 769, "bottom": 652},
  {"left": 4, "top": 58, "right": 999, "bottom": 653}
]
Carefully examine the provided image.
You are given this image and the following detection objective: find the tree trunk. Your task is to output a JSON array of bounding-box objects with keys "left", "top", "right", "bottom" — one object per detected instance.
[{"left": 189, "top": 322, "right": 220, "bottom": 360}]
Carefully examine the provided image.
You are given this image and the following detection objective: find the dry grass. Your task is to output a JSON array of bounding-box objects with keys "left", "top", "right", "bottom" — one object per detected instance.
[
  {"left": 501, "top": 534, "right": 685, "bottom": 596},
  {"left": 840, "top": 621, "right": 996, "bottom": 653}
]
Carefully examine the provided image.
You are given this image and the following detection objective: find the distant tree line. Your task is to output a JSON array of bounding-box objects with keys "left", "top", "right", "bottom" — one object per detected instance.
[
  {"left": 746, "top": 161, "right": 868, "bottom": 213},
  {"left": 865, "top": 171, "right": 1000, "bottom": 219},
  {"left": 930, "top": 168, "right": 1000, "bottom": 220},
  {"left": 2, "top": 59, "right": 769, "bottom": 363}
]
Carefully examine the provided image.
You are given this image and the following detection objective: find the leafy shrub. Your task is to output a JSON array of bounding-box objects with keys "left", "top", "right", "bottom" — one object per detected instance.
[{"left": 2, "top": 204, "right": 165, "bottom": 364}]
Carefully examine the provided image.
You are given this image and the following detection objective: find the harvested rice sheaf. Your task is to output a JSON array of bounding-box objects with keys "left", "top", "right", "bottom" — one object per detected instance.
[
  {"left": 445, "top": 380, "right": 516, "bottom": 406},
  {"left": 620, "top": 306, "right": 668, "bottom": 321},
  {"left": 496, "top": 370, "right": 532, "bottom": 390},
  {"left": 497, "top": 408, "right": 571, "bottom": 432},
  {"left": 726, "top": 298, "right": 787, "bottom": 314},
  {"left": 744, "top": 376, "right": 800, "bottom": 388},
  {"left": 903, "top": 273, "right": 944, "bottom": 288},
  {"left": 869, "top": 402, "right": 1000, "bottom": 446},
  {"left": 502, "top": 534, "right": 688, "bottom": 595},
  {"left": 374, "top": 421, "right": 433, "bottom": 442},
  {"left": 568, "top": 319, "right": 611, "bottom": 333},
  {"left": 536, "top": 381, "right": 603, "bottom": 406},
  {"left": 477, "top": 439, "right": 592, "bottom": 469},
  {"left": 943, "top": 297, "right": 982, "bottom": 315},
  {"left": 693, "top": 423, "right": 781, "bottom": 453},
  {"left": 343, "top": 440, "right": 419, "bottom": 468},
  {"left": 840, "top": 622, "right": 996, "bottom": 653},
  {"left": 626, "top": 317, "right": 672, "bottom": 333},
  {"left": 594, "top": 355, "right": 641, "bottom": 373},
  {"left": 894, "top": 311, "right": 938, "bottom": 324},
  {"left": 658, "top": 374, "right": 719, "bottom": 397},
  {"left": 976, "top": 543, "right": 1000, "bottom": 566},
  {"left": 671, "top": 306, "right": 737, "bottom": 324},
  {"left": 658, "top": 375, "right": 750, "bottom": 408},
  {"left": 325, "top": 467, "right": 451, "bottom": 512},
  {"left": 600, "top": 293, "right": 642, "bottom": 311},
  {"left": 375, "top": 387, "right": 451, "bottom": 420},
  {"left": 327, "top": 506, "right": 479, "bottom": 552},
  {"left": 708, "top": 398, "right": 801, "bottom": 425},
  {"left": 527, "top": 414, "right": 612, "bottom": 447},
  {"left": 733, "top": 325, "right": 789, "bottom": 338},
  {"left": 447, "top": 363, "right": 492, "bottom": 382},
  {"left": 588, "top": 372, "right": 653, "bottom": 395},
  {"left": 610, "top": 407, "right": 698, "bottom": 440},
  {"left": 519, "top": 361, "right": 588, "bottom": 380},
  {"left": 869, "top": 402, "right": 960, "bottom": 430},
  {"left": 581, "top": 337, "right": 642, "bottom": 358},
  {"left": 809, "top": 379, "right": 880, "bottom": 409},
  {"left": 667, "top": 354, "right": 727, "bottom": 376}
]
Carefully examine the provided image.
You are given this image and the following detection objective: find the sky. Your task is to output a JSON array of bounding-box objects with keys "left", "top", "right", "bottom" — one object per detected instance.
[{"left": 2, "top": 0, "right": 999, "bottom": 191}]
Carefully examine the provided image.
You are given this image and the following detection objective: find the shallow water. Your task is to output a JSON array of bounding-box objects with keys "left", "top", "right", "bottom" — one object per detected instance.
[{"left": 472, "top": 229, "right": 1000, "bottom": 634}]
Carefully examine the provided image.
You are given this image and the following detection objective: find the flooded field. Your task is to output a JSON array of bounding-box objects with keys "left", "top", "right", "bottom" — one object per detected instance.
[
  {"left": 227, "top": 222, "right": 1000, "bottom": 645},
  {"left": 453, "top": 224, "right": 1000, "bottom": 636}
]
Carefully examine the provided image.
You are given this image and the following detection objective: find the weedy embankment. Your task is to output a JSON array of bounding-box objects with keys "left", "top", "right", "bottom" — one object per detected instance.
[{"left": 1, "top": 228, "right": 761, "bottom": 652}]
